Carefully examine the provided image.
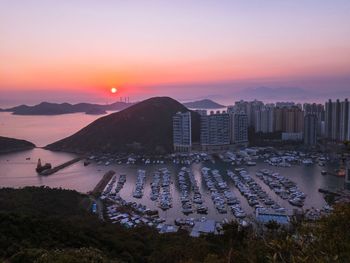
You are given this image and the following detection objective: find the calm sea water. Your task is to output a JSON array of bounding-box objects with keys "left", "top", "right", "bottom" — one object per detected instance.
[
  {"left": 0, "top": 112, "right": 112, "bottom": 147},
  {"left": 0, "top": 112, "right": 347, "bottom": 222}
]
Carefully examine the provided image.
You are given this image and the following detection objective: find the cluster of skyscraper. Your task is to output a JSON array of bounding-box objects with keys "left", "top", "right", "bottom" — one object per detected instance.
[
  {"left": 228, "top": 100, "right": 323, "bottom": 145},
  {"left": 172, "top": 110, "right": 248, "bottom": 152},
  {"left": 173, "top": 98, "right": 350, "bottom": 152}
]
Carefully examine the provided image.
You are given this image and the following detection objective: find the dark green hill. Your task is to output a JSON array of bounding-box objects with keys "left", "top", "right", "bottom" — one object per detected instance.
[
  {"left": 0, "top": 187, "right": 349, "bottom": 263},
  {"left": 46, "top": 97, "right": 200, "bottom": 154},
  {"left": 0, "top": 136, "right": 35, "bottom": 154}
]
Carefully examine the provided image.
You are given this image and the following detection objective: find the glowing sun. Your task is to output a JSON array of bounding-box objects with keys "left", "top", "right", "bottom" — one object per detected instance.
[{"left": 111, "top": 87, "right": 117, "bottom": 94}]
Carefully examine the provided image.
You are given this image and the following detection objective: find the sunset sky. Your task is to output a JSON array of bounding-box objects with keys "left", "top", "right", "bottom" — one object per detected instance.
[{"left": 1, "top": 0, "right": 350, "bottom": 106}]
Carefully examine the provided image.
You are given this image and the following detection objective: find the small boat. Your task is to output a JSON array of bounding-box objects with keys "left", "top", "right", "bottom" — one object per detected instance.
[
  {"left": 302, "top": 159, "right": 313, "bottom": 166},
  {"left": 196, "top": 205, "right": 208, "bottom": 214},
  {"left": 182, "top": 207, "right": 193, "bottom": 215},
  {"left": 289, "top": 198, "right": 303, "bottom": 207},
  {"left": 84, "top": 160, "right": 91, "bottom": 166},
  {"left": 321, "top": 170, "right": 327, "bottom": 175},
  {"left": 175, "top": 218, "right": 186, "bottom": 226}
]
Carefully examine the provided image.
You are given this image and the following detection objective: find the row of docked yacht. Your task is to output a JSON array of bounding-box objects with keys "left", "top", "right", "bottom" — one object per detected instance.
[
  {"left": 115, "top": 174, "right": 126, "bottom": 193},
  {"left": 132, "top": 170, "right": 146, "bottom": 198},
  {"left": 211, "top": 169, "right": 244, "bottom": 217},
  {"left": 104, "top": 192, "right": 169, "bottom": 230},
  {"left": 150, "top": 171, "right": 161, "bottom": 201},
  {"left": 202, "top": 167, "right": 227, "bottom": 214},
  {"left": 158, "top": 168, "right": 172, "bottom": 210},
  {"left": 142, "top": 158, "right": 165, "bottom": 165},
  {"left": 262, "top": 150, "right": 329, "bottom": 168},
  {"left": 171, "top": 152, "right": 209, "bottom": 165},
  {"left": 264, "top": 157, "right": 292, "bottom": 168},
  {"left": 178, "top": 167, "right": 193, "bottom": 214},
  {"left": 256, "top": 169, "right": 306, "bottom": 207},
  {"left": 201, "top": 167, "right": 245, "bottom": 218},
  {"left": 228, "top": 169, "right": 286, "bottom": 214},
  {"left": 188, "top": 168, "right": 208, "bottom": 214},
  {"left": 178, "top": 167, "right": 208, "bottom": 215}
]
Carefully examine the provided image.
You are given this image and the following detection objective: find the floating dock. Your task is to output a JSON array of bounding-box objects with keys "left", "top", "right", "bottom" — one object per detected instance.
[
  {"left": 91, "top": 170, "right": 116, "bottom": 197},
  {"left": 40, "top": 157, "right": 82, "bottom": 176}
]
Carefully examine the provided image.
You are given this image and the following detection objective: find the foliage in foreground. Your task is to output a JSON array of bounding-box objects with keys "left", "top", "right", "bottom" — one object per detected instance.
[{"left": 0, "top": 187, "right": 349, "bottom": 263}]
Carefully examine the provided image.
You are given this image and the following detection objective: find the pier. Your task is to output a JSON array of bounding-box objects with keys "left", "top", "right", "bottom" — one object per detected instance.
[
  {"left": 40, "top": 157, "right": 82, "bottom": 176},
  {"left": 91, "top": 170, "right": 116, "bottom": 197}
]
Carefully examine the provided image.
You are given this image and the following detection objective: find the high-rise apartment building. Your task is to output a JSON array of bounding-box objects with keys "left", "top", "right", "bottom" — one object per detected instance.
[
  {"left": 200, "top": 112, "right": 230, "bottom": 148},
  {"left": 231, "top": 112, "right": 248, "bottom": 144},
  {"left": 303, "top": 103, "right": 325, "bottom": 136},
  {"left": 304, "top": 114, "right": 317, "bottom": 145},
  {"left": 194, "top": 109, "right": 207, "bottom": 116},
  {"left": 230, "top": 100, "right": 263, "bottom": 128},
  {"left": 340, "top": 99, "right": 349, "bottom": 141},
  {"left": 331, "top": 99, "right": 341, "bottom": 141},
  {"left": 283, "top": 107, "right": 304, "bottom": 133},
  {"left": 274, "top": 107, "right": 284, "bottom": 132},
  {"left": 173, "top": 112, "right": 192, "bottom": 152},
  {"left": 348, "top": 106, "right": 350, "bottom": 141},
  {"left": 325, "top": 99, "right": 350, "bottom": 142},
  {"left": 325, "top": 99, "right": 333, "bottom": 139},
  {"left": 247, "top": 100, "right": 264, "bottom": 128},
  {"left": 276, "top": 102, "right": 295, "bottom": 108},
  {"left": 255, "top": 105, "right": 274, "bottom": 133}
]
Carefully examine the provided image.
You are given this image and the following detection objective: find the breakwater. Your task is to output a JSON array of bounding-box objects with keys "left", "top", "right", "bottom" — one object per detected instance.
[
  {"left": 40, "top": 157, "right": 82, "bottom": 175},
  {"left": 91, "top": 170, "right": 116, "bottom": 196}
]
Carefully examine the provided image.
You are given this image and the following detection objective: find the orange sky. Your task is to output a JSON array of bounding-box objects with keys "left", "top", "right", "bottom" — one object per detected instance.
[{"left": 1, "top": 1, "right": 350, "bottom": 104}]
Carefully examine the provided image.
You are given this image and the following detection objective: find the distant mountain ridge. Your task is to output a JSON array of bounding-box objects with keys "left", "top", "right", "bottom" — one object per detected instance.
[
  {"left": 0, "top": 101, "right": 133, "bottom": 115},
  {"left": 46, "top": 97, "right": 200, "bottom": 154},
  {"left": 0, "top": 99, "right": 225, "bottom": 115},
  {"left": 183, "top": 99, "right": 225, "bottom": 109},
  {"left": 0, "top": 136, "right": 35, "bottom": 154}
]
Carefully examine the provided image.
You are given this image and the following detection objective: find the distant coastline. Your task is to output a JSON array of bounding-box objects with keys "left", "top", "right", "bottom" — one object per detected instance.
[
  {"left": 0, "top": 101, "right": 133, "bottom": 116},
  {"left": 0, "top": 98, "right": 224, "bottom": 116}
]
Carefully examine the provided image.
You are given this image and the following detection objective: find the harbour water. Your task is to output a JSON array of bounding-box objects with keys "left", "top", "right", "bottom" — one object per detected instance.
[
  {"left": 0, "top": 112, "right": 346, "bottom": 223},
  {"left": 0, "top": 111, "right": 111, "bottom": 147},
  {"left": 0, "top": 147, "right": 346, "bottom": 223}
]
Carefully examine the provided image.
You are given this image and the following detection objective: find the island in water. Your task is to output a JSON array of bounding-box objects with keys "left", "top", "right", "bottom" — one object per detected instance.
[
  {"left": 0, "top": 136, "right": 35, "bottom": 154},
  {"left": 0, "top": 99, "right": 225, "bottom": 116},
  {"left": 0, "top": 101, "right": 133, "bottom": 115}
]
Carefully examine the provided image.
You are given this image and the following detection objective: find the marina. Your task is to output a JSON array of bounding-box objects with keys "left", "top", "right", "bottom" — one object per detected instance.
[
  {"left": 228, "top": 169, "right": 279, "bottom": 216},
  {"left": 83, "top": 147, "right": 347, "bottom": 235},
  {"left": 256, "top": 169, "right": 306, "bottom": 207},
  {"left": 0, "top": 147, "right": 348, "bottom": 229}
]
